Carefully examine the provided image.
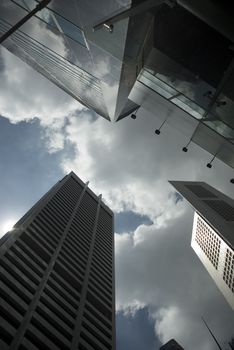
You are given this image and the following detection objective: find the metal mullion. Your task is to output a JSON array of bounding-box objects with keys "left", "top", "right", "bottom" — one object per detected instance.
[
  {"left": 1, "top": 17, "right": 101, "bottom": 87},
  {"left": 70, "top": 196, "right": 101, "bottom": 349},
  {"left": 10, "top": 35, "right": 82, "bottom": 84},
  {"left": 11, "top": 31, "right": 101, "bottom": 90}
]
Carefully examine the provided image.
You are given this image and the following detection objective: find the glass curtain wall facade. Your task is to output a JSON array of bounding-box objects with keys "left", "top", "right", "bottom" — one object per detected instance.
[
  {"left": 0, "top": 0, "right": 152, "bottom": 121},
  {"left": 1, "top": 0, "right": 234, "bottom": 166},
  {"left": 128, "top": 3, "right": 234, "bottom": 169},
  {"left": 0, "top": 172, "right": 115, "bottom": 350}
]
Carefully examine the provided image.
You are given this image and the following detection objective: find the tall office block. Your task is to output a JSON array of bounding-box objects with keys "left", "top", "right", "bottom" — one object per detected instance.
[
  {"left": 0, "top": 172, "right": 115, "bottom": 350},
  {"left": 169, "top": 181, "right": 234, "bottom": 310},
  {"left": 160, "top": 339, "right": 184, "bottom": 350}
]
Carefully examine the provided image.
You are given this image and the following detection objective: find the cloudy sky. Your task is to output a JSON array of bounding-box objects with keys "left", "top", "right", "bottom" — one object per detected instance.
[{"left": 0, "top": 46, "right": 234, "bottom": 349}]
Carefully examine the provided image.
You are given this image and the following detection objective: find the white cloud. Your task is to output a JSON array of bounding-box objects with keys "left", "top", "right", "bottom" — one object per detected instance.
[
  {"left": 59, "top": 94, "right": 234, "bottom": 349},
  {"left": 1, "top": 37, "right": 234, "bottom": 350},
  {"left": 155, "top": 306, "right": 188, "bottom": 343},
  {"left": 115, "top": 209, "right": 234, "bottom": 350},
  {"left": 0, "top": 47, "right": 82, "bottom": 152}
]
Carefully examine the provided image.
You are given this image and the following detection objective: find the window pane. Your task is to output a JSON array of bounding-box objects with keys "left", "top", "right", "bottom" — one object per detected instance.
[
  {"left": 54, "top": 15, "right": 86, "bottom": 47},
  {"left": 15, "top": 0, "right": 56, "bottom": 27},
  {"left": 204, "top": 119, "right": 234, "bottom": 140},
  {"left": 172, "top": 95, "right": 205, "bottom": 119},
  {"left": 139, "top": 69, "right": 176, "bottom": 98},
  {"left": 13, "top": 0, "right": 86, "bottom": 47}
]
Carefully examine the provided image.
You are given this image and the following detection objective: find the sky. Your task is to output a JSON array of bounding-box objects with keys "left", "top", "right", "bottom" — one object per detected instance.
[{"left": 0, "top": 46, "right": 234, "bottom": 350}]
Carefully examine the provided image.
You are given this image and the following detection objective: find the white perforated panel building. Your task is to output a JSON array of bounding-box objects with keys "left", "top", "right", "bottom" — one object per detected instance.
[{"left": 169, "top": 181, "right": 234, "bottom": 310}]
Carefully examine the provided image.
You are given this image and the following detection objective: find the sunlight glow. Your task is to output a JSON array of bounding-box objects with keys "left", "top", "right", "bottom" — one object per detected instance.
[{"left": 2, "top": 220, "right": 15, "bottom": 234}]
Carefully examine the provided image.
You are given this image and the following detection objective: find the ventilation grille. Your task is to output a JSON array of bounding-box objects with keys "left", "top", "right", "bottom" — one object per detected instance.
[
  {"left": 223, "top": 248, "right": 234, "bottom": 293},
  {"left": 195, "top": 217, "right": 221, "bottom": 269},
  {"left": 186, "top": 185, "right": 217, "bottom": 198},
  {"left": 203, "top": 199, "right": 234, "bottom": 221}
]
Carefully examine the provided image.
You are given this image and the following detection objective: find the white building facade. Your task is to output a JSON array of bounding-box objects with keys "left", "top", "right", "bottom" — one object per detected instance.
[{"left": 170, "top": 181, "right": 234, "bottom": 310}]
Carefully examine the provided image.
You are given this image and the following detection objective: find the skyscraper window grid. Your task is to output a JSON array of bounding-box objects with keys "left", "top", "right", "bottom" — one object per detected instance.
[{"left": 0, "top": 172, "right": 115, "bottom": 350}]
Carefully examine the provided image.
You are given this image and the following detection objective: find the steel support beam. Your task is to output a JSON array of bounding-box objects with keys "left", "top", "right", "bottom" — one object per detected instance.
[
  {"left": 93, "top": 0, "right": 175, "bottom": 32},
  {"left": 0, "top": 0, "right": 51, "bottom": 44}
]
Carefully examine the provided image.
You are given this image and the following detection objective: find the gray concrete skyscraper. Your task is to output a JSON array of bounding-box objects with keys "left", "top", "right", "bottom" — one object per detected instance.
[
  {"left": 160, "top": 339, "right": 184, "bottom": 350},
  {"left": 170, "top": 181, "right": 234, "bottom": 310},
  {"left": 0, "top": 172, "right": 115, "bottom": 349}
]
